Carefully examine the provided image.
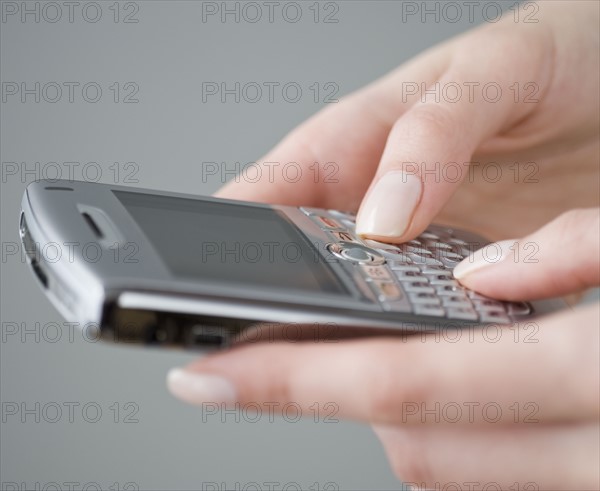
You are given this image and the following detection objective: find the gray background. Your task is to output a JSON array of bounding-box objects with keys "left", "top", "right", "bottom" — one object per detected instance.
[{"left": 0, "top": 1, "right": 566, "bottom": 490}]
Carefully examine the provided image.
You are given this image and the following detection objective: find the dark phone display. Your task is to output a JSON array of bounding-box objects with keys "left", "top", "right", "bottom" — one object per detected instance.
[{"left": 113, "top": 191, "right": 348, "bottom": 294}]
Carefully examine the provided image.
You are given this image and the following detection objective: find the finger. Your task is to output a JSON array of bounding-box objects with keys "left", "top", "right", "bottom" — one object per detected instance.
[
  {"left": 453, "top": 208, "right": 600, "bottom": 300},
  {"left": 373, "top": 423, "right": 600, "bottom": 491},
  {"left": 214, "top": 46, "right": 452, "bottom": 210},
  {"left": 355, "top": 23, "right": 554, "bottom": 243},
  {"left": 167, "top": 304, "right": 599, "bottom": 425}
]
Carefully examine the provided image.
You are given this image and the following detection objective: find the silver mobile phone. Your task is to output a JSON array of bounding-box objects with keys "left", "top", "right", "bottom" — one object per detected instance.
[{"left": 19, "top": 179, "right": 564, "bottom": 349}]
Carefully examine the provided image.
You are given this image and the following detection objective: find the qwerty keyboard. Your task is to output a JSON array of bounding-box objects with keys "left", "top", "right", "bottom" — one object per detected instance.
[{"left": 300, "top": 207, "right": 531, "bottom": 324}]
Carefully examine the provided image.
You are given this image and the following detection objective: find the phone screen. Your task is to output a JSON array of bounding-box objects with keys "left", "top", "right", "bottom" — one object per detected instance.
[{"left": 113, "top": 191, "right": 349, "bottom": 294}]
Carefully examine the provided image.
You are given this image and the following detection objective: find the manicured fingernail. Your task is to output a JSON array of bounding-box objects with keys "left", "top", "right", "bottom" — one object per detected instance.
[
  {"left": 453, "top": 239, "right": 520, "bottom": 279},
  {"left": 356, "top": 171, "right": 422, "bottom": 238},
  {"left": 167, "top": 368, "right": 237, "bottom": 406}
]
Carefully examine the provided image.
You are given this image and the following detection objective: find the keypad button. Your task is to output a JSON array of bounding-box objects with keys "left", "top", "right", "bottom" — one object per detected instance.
[
  {"left": 440, "top": 257, "right": 462, "bottom": 268},
  {"left": 472, "top": 299, "right": 505, "bottom": 311},
  {"left": 408, "top": 254, "right": 444, "bottom": 267},
  {"left": 427, "top": 225, "right": 454, "bottom": 238},
  {"left": 404, "top": 285, "right": 436, "bottom": 294},
  {"left": 425, "top": 241, "right": 453, "bottom": 252},
  {"left": 402, "top": 245, "right": 432, "bottom": 256},
  {"left": 389, "top": 264, "right": 420, "bottom": 273},
  {"left": 381, "top": 251, "right": 413, "bottom": 263},
  {"left": 455, "top": 245, "right": 475, "bottom": 257},
  {"left": 394, "top": 270, "right": 423, "bottom": 279},
  {"left": 479, "top": 311, "right": 511, "bottom": 324},
  {"left": 442, "top": 297, "right": 472, "bottom": 308},
  {"left": 372, "top": 281, "right": 402, "bottom": 301},
  {"left": 448, "top": 237, "right": 468, "bottom": 246},
  {"left": 419, "top": 232, "right": 440, "bottom": 240},
  {"left": 422, "top": 267, "right": 451, "bottom": 276},
  {"left": 429, "top": 278, "right": 459, "bottom": 287},
  {"left": 396, "top": 275, "right": 427, "bottom": 285},
  {"left": 467, "top": 290, "right": 491, "bottom": 300},
  {"left": 360, "top": 265, "right": 392, "bottom": 281},
  {"left": 414, "top": 305, "right": 445, "bottom": 317},
  {"left": 362, "top": 239, "right": 393, "bottom": 249},
  {"left": 477, "top": 307, "right": 507, "bottom": 318},
  {"left": 446, "top": 308, "right": 478, "bottom": 321},
  {"left": 506, "top": 301, "right": 532, "bottom": 316},
  {"left": 438, "top": 251, "right": 463, "bottom": 261},
  {"left": 435, "top": 286, "right": 463, "bottom": 296},
  {"left": 402, "top": 280, "right": 429, "bottom": 288},
  {"left": 362, "top": 240, "right": 414, "bottom": 261},
  {"left": 409, "top": 293, "right": 441, "bottom": 305}
]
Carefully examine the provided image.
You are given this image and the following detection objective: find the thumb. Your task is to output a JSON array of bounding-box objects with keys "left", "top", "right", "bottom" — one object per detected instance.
[{"left": 453, "top": 209, "right": 600, "bottom": 300}]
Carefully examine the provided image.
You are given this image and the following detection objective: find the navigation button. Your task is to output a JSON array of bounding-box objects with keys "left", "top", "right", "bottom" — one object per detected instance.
[
  {"left": 326, "top": 243, "right": 386, "bottom": 265},
  {"left": 342, "top": 248, "right": 372, "bottom": 262}
]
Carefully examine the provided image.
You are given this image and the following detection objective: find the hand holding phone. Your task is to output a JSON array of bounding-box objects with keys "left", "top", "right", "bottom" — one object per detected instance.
[
  {"left": 166, "top": 210, "right": 600, "bottom": 491},
  {"left": 174, "top": 3, "right": 599, "bottom": 489}
]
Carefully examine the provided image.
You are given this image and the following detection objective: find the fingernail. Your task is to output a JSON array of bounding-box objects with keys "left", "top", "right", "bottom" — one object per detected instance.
[
  {"left": 356, "top": 171, "right": 422, "bottom": 238},
  {"left": 167, "top": 368, "right": 237, "bottom": 406},
  {"left": 453, "top": 239, "right": 520, "bottom": 279}
]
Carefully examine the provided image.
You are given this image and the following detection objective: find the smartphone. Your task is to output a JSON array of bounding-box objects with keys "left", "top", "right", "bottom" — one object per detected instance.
[{"left": 19, "top": 179, "right": 564, "bottom": 350}]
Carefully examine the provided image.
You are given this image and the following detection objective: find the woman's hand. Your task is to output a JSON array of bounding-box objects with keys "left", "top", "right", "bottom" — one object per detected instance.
[
  {"left": 215, "top": 1, "right": 599, "bottom": 242},
  {"left": 167, "top": 211, "right": 600, "bottom": 489},
  {"left": 168, "top": 2, "right": 600, "bottom": 488}
]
